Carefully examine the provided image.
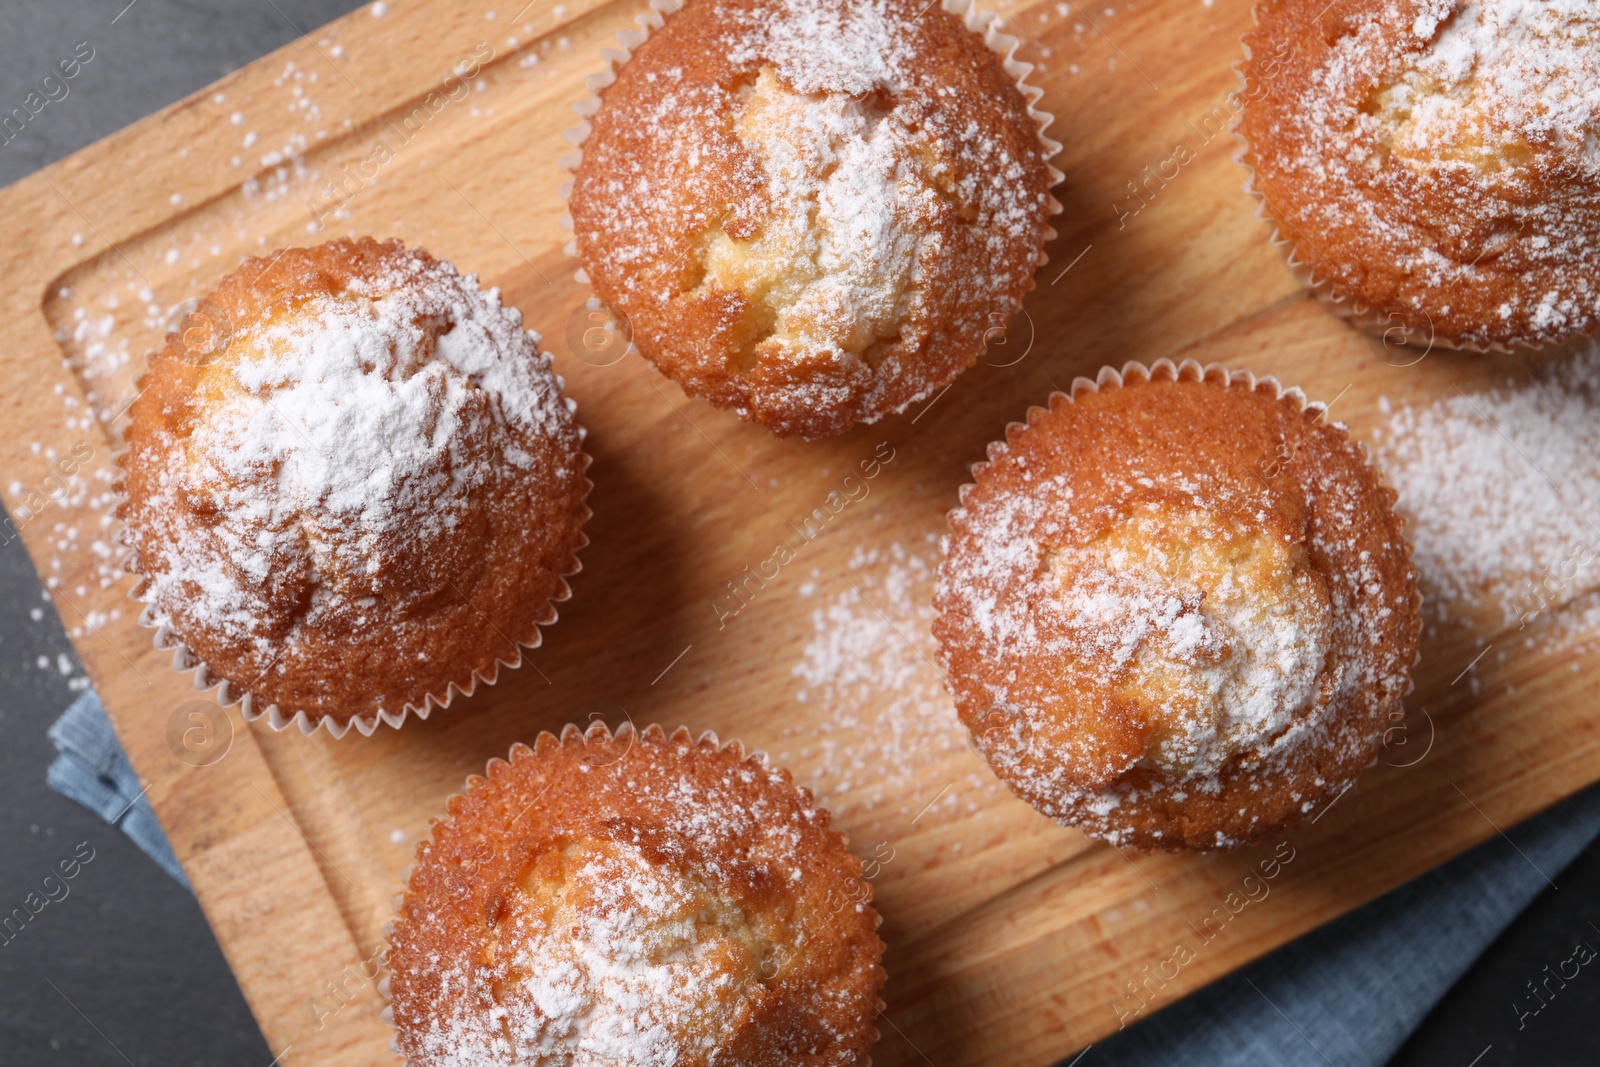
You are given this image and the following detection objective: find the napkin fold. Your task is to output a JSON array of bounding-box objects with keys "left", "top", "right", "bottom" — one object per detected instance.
[
  {"left": 46, "top": 690, "right": 191, "bottom": 892},
  {"left": 1093, "top": 780, "right": 1600, "bottom": 1066}
]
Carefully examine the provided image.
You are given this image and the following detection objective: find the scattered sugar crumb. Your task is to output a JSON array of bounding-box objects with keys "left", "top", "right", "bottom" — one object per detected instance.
[{"left": 1377, "top": 343, "right": 1600, "bottom": 642}]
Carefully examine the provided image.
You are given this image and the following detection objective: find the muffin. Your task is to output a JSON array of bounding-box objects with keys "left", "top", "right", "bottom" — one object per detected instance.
[
  {"left": 1238, "top": 0, "right": 1600, "bottom": 350},
  {"left": 933, "top": 360, "right": 1420, "bottom": 850},
  {"left": 385, "top": 723, "right": 885, "bottom": 1066},
  {"left": 119, "top": 238, "right": 590, "bottom": 737},
  {"left": 568, "top": 0, "right": 1058, "bottom": 438}
]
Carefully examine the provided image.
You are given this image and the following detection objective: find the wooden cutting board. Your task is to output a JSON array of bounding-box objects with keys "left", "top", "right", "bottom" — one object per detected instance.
[{"left": 3, "top": 0, "right": 1597, "bottom": 1063}]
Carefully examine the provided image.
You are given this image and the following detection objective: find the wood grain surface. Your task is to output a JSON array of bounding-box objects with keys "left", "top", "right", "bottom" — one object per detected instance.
[{"left": 0, "top": 0, "right": 1596, "bottom": 1064}]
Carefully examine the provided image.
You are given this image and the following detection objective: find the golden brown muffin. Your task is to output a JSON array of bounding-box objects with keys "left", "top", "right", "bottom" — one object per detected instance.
[
  {"left": 568, "top": 0, "right": 1057, "bottom": 438},
  {"left": 386, "top": 723, "right": 885, "bottom": 1067},
  {"left": 933, "top": 361, "right": 1420, "bottom": 850},
  {"left": 119, "top": 238, "right": 590, "bottom": 736},
  {"left": 1238, "top": 0, "right": 1600, "bottom": 350}
]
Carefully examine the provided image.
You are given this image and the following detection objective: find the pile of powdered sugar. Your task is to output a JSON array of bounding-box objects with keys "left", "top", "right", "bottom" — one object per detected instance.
[
  {"left": 785, "top": 541, "right": 1000, "bottom": 828},
  {"left": 136, "top": 255, "right": 572, "bottom": 658},
  {"left": 1376, "top": 344, "right": 1600, "bottom": 636}
]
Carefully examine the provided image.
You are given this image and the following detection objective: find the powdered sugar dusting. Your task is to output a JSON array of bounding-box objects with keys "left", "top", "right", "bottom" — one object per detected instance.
[
  {"left": 1047, "top": 525, "right": 1332, "bottom": 779},
  {"left": 699, "top": 68, "right": 941, "bottom": 370},
  {"left": 391, "top": 731, "right": 880, "bottom": 1066},
  {"left": 1393, "top": 0, "right": 1600, "bottom": 166},
  {"left": 418, "top": 843, "right": 768, "bottom": 1067},
  {"left": 728, "top": 0, "right": 907, "bottom": 95},
  {"left": 932, "top": 374, "right": 1418, "bottom": 848},
  {"left": 570, "top": 0, "right": 1054, "bottom": 435},
  {"left": 1376, "top": 343, "right": 1600, "bottom": 636},
  {"left": 1247, "top": 0, "right": 1600, "bottom": 346},
  {"left": 784, "top": 541, "right": 1004, "bottom": 828},
  {"left": 131, "top": 252, "right": 573, "bottom": 669},
  {"left": 945, "top": 490, "right": 1344, "bottom": 792}
]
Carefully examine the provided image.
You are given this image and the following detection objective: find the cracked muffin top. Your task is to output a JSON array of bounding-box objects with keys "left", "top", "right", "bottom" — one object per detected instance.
[
  {"left": 934, "top": 362, "right": 1420, "bottom": 850},
  {"left": 118, "top": 238, "right": 589, "bottom": 733},
  {"left": 387, "top": 724, "right": 885, "bottom": 1066},
  {"left": 1239, "top": 0, "right": 1600, "bottom": 350},
  {"left": 569, "top": 0, "right": 1056, "bottom": 437}
]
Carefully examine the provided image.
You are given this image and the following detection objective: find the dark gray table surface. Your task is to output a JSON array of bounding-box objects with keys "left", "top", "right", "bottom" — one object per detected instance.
[{"left": 0, "top": 3, "right": 1595, "bottom": 1065}]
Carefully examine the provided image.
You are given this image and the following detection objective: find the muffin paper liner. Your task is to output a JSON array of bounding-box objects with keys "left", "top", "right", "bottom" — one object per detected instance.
[
  {"left": 943, "top": 358, "right": 1424, "bottom": 844},
  {"left": 377, "top": 721, "right": 886, "bottom": 1058},
  {"left": 117, "top": 368, "right": 593, "bottom": 742},
  {"left": 555, "top": 0, "right": 1065, "bottom": 367},
  {"left": 1230, "top": 13, "right": 1551, "bottom": 358}
]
